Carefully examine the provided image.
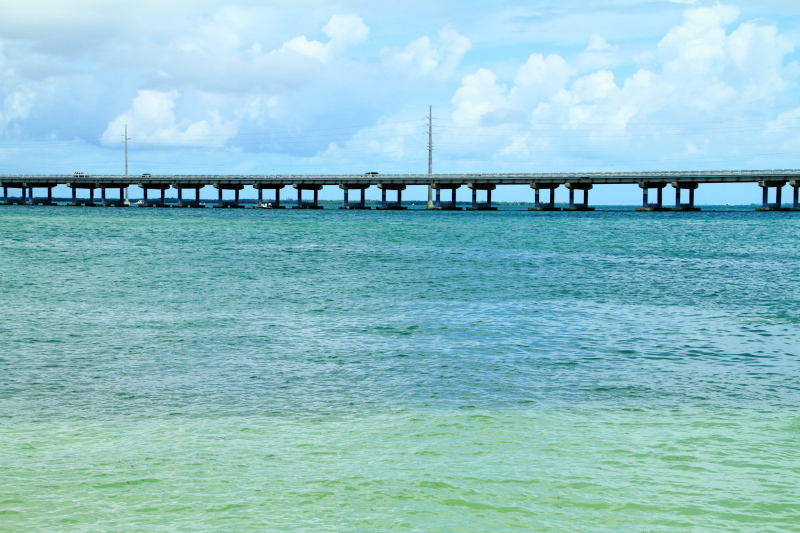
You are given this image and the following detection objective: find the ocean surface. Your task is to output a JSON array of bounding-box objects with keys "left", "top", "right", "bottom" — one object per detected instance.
[{"left": 1, "top": 205, "right": 799, "bottom": 532}]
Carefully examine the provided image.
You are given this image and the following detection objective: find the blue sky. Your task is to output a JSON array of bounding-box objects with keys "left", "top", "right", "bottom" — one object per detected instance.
[{"left": 2, "top": 0, "right": 800, "bottom": 203}]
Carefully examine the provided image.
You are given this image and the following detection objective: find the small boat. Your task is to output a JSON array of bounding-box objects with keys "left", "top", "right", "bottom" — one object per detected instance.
[{"left": 254, "top": 202, "right": 274, "bottom": 209}]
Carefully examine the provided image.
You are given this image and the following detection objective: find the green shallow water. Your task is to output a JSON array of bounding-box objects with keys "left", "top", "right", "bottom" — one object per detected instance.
[{"left": 1, "top": 206, "right": 799, "bottom": 531}]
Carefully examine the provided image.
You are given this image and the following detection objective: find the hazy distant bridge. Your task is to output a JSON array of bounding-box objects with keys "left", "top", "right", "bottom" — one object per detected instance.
[{"left": 2, "top": 170, "right": 799, "bottom": 211}]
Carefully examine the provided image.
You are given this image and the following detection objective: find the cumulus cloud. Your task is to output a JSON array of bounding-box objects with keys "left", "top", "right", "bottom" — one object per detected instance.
[
  {"left": 451, "top": 69, "right": 507, "bottom": 124},
  {"left": 586, "top": 35, "right": 617, "bottom": 52},
  {"left": 509, "top": 53, "right": 575, "bottom": 107},
  {"left": 446, "top": 3, "right": 797, "bottom": 163},
  {"left": 274, "top": 14, "right": 369, "bottom": 63},
  {"left": 101, "top": 90, "right": 237, "bottom": 147},
  {"left": 381, "top": 27, "right": 471, "bottom": 80}
]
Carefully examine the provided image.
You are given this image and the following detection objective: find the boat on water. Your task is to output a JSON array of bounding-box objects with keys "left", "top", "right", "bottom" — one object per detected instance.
[{"left": 254, "top": 202, "right": 274, "bottom": 209}]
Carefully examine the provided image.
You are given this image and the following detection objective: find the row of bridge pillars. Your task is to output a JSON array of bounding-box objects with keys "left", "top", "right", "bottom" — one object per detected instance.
[
  {"left": 636, "top": 182, "right": 700, "bottom": 212},
  {"left": 4, "top": 181, "right": 800, "bottom": 210},
  {"left": 530, "top": 183, "right": 595, "bottom": 211},
  {"left": 0, "top": 185, "right": 132, "bottom": 206},
  {"left": 1, "top": 186, "right": 57, "bottom": 205}
]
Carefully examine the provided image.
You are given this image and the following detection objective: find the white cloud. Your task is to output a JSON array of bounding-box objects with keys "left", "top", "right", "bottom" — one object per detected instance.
[
  {"left": 364, "top": 119, "right": 417, "bottom": 159},
  {"left": 586, "top": 35, "right": 617, "bottom": 52},
  {"left": 324, "top": 14, "right": 370, "bottom": 48},
  {"left": 1, "top": 88, "right": 36, "bottom": 128},
  {"left": 509, "top": 53, "right": 575, "bottom": 106},
  {"left": 451, "top": 69, "right": 507, "bottom": 124},
  {"left": 727, "top": 22, "right": 794, "bottom": 100},
  {"left": 658, "top": 4, "right": 740, "bottom": 76},
  {"left": 445, "top": 2, "right": 797, "bottom": 164},
  {"left": 272, "top": 14, "right": 369, "bottom": 64},
  {"left": 381, "top": 27, "right": 471, "bottom": 80},
  {"left": 101, "top": 90, "right": 237, "bottom": 147}
]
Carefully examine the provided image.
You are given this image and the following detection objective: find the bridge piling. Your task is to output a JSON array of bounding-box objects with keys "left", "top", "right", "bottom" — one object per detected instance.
[
  {"left": 637, "top": 183, "right": 666, "bottom": 211},
  {"left": 138, "top": 184, "right": 170, "bottom": 207},
  {"left": 254, "top": 184, "right": 285, "bottom": 209},
  {"left": 565, "top": 183, "right": 595, "bottom": 211},
  {"left": 172, "top": 185, "right": 205, "bottom": 208},
  {"left": 28, "top": 186, "right": 58, "bottom": 206},
  {"left": 292, "top": 184, "right": 324, "bottom": 209},
  {"left": 212, "top": 183, "right": 245, "bottom": 208},
  {"left": 376, "top": 184, "right": 406, "bottom": 210},
  {"left": 467, "top": 183, "right": 497, "bottom": 211},
  {"left": 756, "top": 180, "right": 788, "bottom": 211},
  {"left": 671, "top": 182, "right": 700, "bottom": 211},
  {"left": 529, "top": 185, "right": 561, "bottom": 211},
  {"left": 101, "top": 186, "right": 128, "bottom": 207},
  {"left": 339, "top": 184, "right": 371, "bottom": 209},
  {"left": 67, "top": 183, "right": 98, "bottom": 206},
  {"left": 430, "top": 184, "right": 461, "bottom": 210}
]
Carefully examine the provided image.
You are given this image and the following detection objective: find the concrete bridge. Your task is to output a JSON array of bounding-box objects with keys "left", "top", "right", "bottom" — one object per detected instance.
[{"left": 2, "top": 170, "right": 800, "bottom": 211}]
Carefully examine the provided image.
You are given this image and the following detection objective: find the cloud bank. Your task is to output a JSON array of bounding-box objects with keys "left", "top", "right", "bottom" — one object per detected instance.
[{"left": 0, "top": 1, "right": 798, "bottom": 186}]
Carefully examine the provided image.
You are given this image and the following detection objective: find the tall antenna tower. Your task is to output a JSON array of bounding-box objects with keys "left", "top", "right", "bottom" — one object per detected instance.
[{"left": 427, "top": 105, "right": 434, "bottom": 208}]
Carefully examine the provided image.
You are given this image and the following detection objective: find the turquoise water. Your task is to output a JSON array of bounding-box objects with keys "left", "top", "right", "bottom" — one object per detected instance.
[{"left": 1, "top": 206, "right": 799, "bottom": 531}]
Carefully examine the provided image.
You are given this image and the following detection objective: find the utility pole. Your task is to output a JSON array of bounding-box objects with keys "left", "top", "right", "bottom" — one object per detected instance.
[
  {"left": 427, "top": 105, "right": 434, "bottom": 209},
  {"left": 124, "top": 124, "right": 129, "bottom": 176},
  {"left": 122, "top": 124, "right": 131, "bottom": 203}
]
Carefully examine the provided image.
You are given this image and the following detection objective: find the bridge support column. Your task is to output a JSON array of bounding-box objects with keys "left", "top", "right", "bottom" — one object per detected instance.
[
  {"left": 253, "top": 185, "right": 286, "bottom": 209},
  {"left": 339, "top": 184, "right": 371, "bottom": 209},
  {"left": 467, "top": 183, "right": 497, "bottom": 211},
  {"left": 671, "top": 182, "right": 700, "bottom": 211},
  {"left": 170, "top": 186, "right": 203, "bottom": 208},
  {"left": 636, "top": 182, "right": 667, "bottom": 211},
  {"left": 430, "top": 184, "right": 461, "bottom": 210},
  {"left": 791, "top": 180, "right": 800, "bottom": 211},
  {"left": 138, "top": 184, "right": 170, "bottom": 207},
  {"left": 528, "top": 184, "right": 561, "bottom": 211},
  {"left": 100, "top": 185, "right": 130, "bottom": 207},
  {"left": 0, "top": 186, "right": 29, "bottom": 205},
  {"left": 756, "top": 180, "right": 788, "bottom": 211},
  {"left": 564, "top": 183, "right": 594, "bottom": 211},
  {"left": 25, "top": 186, "right": 56, "bottom": 206},
  {"left": 4, "top": 186, "right": 28, "bottom": 205},
  {"left": 67, "top": 183, "right": 99, "bottom": 206},
  {"left": 212, "top": 183, "right": 245, "bottom": 208},
  {"left": 292, "top": 184, "right": 324, "bottom": 209},
  {"left": 101, "top": 185, "right": 129, "bottom": 207},
  {"left": 376, "top": 184, "right": 406, "bottom": 210}
]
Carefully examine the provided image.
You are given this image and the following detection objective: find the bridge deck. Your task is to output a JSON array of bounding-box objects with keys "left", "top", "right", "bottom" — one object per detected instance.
[{"left": 2, "top": 170, "right": 800, "bottom": 187}]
